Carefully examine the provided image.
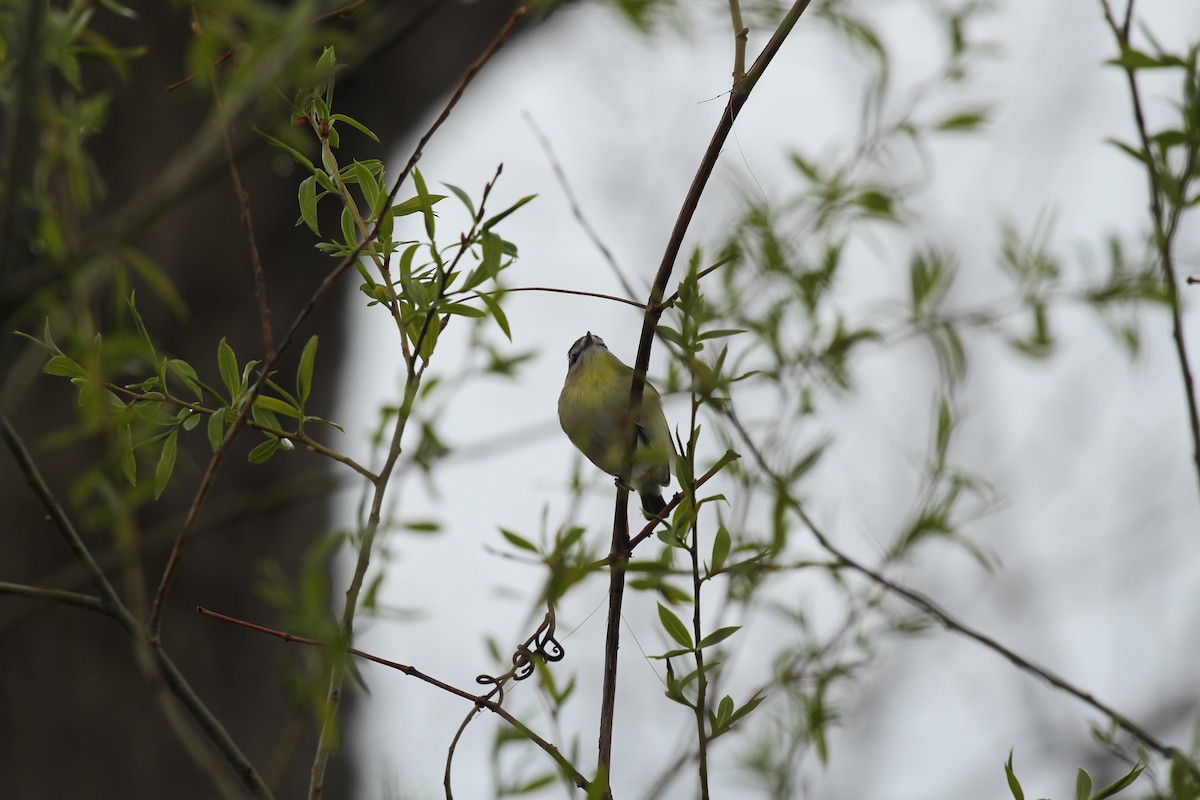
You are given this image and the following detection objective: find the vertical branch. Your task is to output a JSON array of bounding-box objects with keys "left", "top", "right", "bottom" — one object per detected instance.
[
  {"left": 595, "top": 0, "right": 813, "bottom": 790},
  {"left": 685, "top": 399, "right": 710, "bottom": 799},
  {"left": 196, "top": 5, "right": 275, "bottom": 360},
  {"left": 728, "top": 0, "right": 748, "bottom": 81},
  {"left": 1099, "top": 0, "right": 1200, "bottom": 499}
]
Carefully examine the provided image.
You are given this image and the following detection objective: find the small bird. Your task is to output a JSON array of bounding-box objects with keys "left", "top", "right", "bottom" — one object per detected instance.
[{"left": 558, "top": 332, "right": 675, "bottom": 515}]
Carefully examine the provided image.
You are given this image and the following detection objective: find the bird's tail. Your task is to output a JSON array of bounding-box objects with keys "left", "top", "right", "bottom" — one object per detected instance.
[{"left": 640, "top": 489, "right": 667, "bottom": 518}]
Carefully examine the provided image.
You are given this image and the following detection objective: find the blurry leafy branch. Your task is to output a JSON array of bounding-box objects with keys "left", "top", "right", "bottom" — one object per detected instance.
[{"left": 3, "top": 0, "right": 1200, "bottom": 799}]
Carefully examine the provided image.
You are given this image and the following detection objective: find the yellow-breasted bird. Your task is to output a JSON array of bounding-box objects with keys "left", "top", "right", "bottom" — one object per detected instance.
[{"left": 557, "top": 332, "right": 674, "bottom": 514}]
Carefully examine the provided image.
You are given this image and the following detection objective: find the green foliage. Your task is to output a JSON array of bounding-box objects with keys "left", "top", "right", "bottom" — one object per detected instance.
[{"left": 1004, "top": 750, "right": 1144, "bottom": 800}]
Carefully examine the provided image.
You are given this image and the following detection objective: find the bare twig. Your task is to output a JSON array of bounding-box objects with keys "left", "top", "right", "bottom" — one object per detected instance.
[
  {"left": 727, "top": 0, "right": 748, "bottom": 81},
  {"left": 495, "top": 286, "right": 646, "bottom": 310},
  {"left": 196, "top": 606, "right": 590, "bottom": 793},
  {"left": 524, "top": 112, "right": 638, "bottom": 300},
  {"left": 203, "top": 36, "right": 275, "bottom": 360},
  {"left": 0, "top": 581, "right": 108, "bottom": 615}
]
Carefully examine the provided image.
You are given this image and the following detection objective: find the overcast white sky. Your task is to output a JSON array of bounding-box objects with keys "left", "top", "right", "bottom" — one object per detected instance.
[{"left": 333, "top": 2, "right": 1200, "bottom": 798}]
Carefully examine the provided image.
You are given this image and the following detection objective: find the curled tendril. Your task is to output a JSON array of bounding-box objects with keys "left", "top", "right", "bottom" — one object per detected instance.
[{"left": 473, "top": 608, "right": 565, "bottom": 695}]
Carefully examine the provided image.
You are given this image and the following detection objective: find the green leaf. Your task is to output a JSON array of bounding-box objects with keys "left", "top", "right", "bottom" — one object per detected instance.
[
  {"left": 478, "top": 230, "right": 502, "bottom": 286},
  {"left": 477, "top": 292, "right": 512, "bottom": 340},
  {"left": 1005, "top": 750, "right": 1025, "bottom": 800},
  {"left": 443, "top": 182, "right": 476, "bottom": 218},
  {"left": 392, "top": 194, "right": 446, "bottom": 217},
  {"left": 340, "top": 205, "right": 357, "bottom": 247},
  {"left": 441, "top": 303, "right": 485, "bottom": 318},
  {"left": 329, "top": 113, "right": 380, "bottom": 143},
  {"left": 154, "top": 428, "right": 178, "bottom": 499},
  {"left": 500, "top": 528, "right": 539, "bottom": 553},
  {"left": 255, "top": 128, "right": 317, "bottom": 174},
  {"left": 207, "top": 408, "right": 225, "bottom": 452},
  {"left": 254, "top": 395, "right": 300, "bottom": 420},
  {"left": 119, "top": 424, "right": 136, "bottom": 485},
  {"left": 248, "top": 438, "right": 280, "bottom": 463},
  {"left": 1106, "top": 47, "right": 1170, "bottom": 71},
  {"left": 482, "top": 194, "right": 535, "bottom": 231},
  {"left": 44, "top": 354, "right": 87, "bottom": 379},
  {"left": 127, "top": 292, "right": 157, "bottom": 363},
  {"left": 1076, "top": 768, "right": 1093, "bottom": 800},
  {"left": 710, "top": 525, "right": 730, "bottom": 573},
  {"left": 716, "top": 694, "right": 734, "bottom": 726},
  {"left": 298, "top": 335, "right": 318, "bottom": 407},
  {"left": 657, "top": 602, "right": 693, "bottom": 650},
  {"left": 936, "top": 109, "right": 989, "bottom": 131},
  {"left": 412, "top": 169, "right": 436, "bottom": 240},
  {"left": 697, "top": 626, "right": 741, "bottom": 649},
  {"left": 724, "top": 690, "right": 765, "bottom": 730},
  {"left": 217, "top": 339, "right": 239, "bottom": 401},
  {"left": 166, "top": 359, "right": 203, "bottom": 400},
  {"left": 1105, "top": 137, "right": 1150, "bottom": 166},
  {"left": 1092, "top": 762, "right": 1143, "bottom": 799},
  {"left": 352, "top": 160, "right": 379, "bottom": 214},
  {"left": 298, "top": 175, "right": 319, "bottom": 234}
]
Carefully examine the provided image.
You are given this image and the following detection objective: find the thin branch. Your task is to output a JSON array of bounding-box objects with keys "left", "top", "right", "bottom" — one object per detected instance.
[
  {"left": 523, "top": 112, "right": 638, "bottom": 300},
  {"left": 496, "top": 286, "right": 646, "bottom": 310},
  {"left": 202, "top": 24, "right": 275, "bottom": 360},
  {"left": 728, "top": 0, "right": 748, "bottom": 81},
  {"left": 196, "top": 606, "right": 590, "bottom": 792},
  {"left": 723, "top": 407, "right": 1200, "bottom": 782},
  {"left": 1, "top": 412, "right": 274, "bottom": 799},
  {"left": 0, "top": 581, "right": 108, "bottom": 615},
  {"left": 598, "top": 2, "right": 813, "bottom": 787}
]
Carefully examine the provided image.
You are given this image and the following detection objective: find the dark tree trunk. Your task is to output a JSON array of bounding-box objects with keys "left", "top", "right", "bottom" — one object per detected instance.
[{"left": 0, "top": 2, "right": 524, "bottom": 798}]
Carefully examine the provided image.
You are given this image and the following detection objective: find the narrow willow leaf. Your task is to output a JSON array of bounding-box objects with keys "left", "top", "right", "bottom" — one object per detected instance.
[
  {"left": 254, "top": 395, "right": 300, "bottom": 420},
  {"left": 412, "top": 168, "right": 437, "bottom": 240},
  {"left": 298, "top": 336, "right": 318, "bottom": 407},
  {"left": 657, "top": 602, "right": 693, "bottom": 650},
  {"left": 352, "top": 160, "right": 379, "bottom": 213},
  {"left": 697, "top": 626, "right": 741, "bottom": 649},
  {"left": 1076, "top": 768, "right": 1093, "bottom": 800},
  {"left": 1005, "top": 751, "right": 1025, "bottom": 800},
  {"left": 154, "top": 428, "right": 178, "bottom": 499},
  {"left": 299, "top": 174, "right": 319, "bottom": 234},
  {"left": 43, "top": 354, "right": 86, "bottom": 379},
  {"left": 443, "top": 182, "right": 475, "bottom": 217},
  {"left": 329, "top": 113, "right": 380, "bottom": 143},
  {"left": 119, "top": 424, "right": 136, "bottom": 485},
  {"left": 248, "top": 438, "right": 280, "bottom": 463},
  {"left": 207, "top": 408, "right": 225, "bottom": 452},
  {"left": 500, "top": 529, "right": 539, "bottom": 553},
  {"left": 710, "top": 525, "right": 731, "bottom": 573},
  {"left": 477, "top": 292, "right": 512, "bottom": 340},
  {"left": 482, "top": 194, "right": 535, "bottom": 230},
  {"left": 254, "top": 128, "right": 317, "bottom": 174},
  {"left": 217, "top": 339, "right": 239, "bottom": 401}
]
